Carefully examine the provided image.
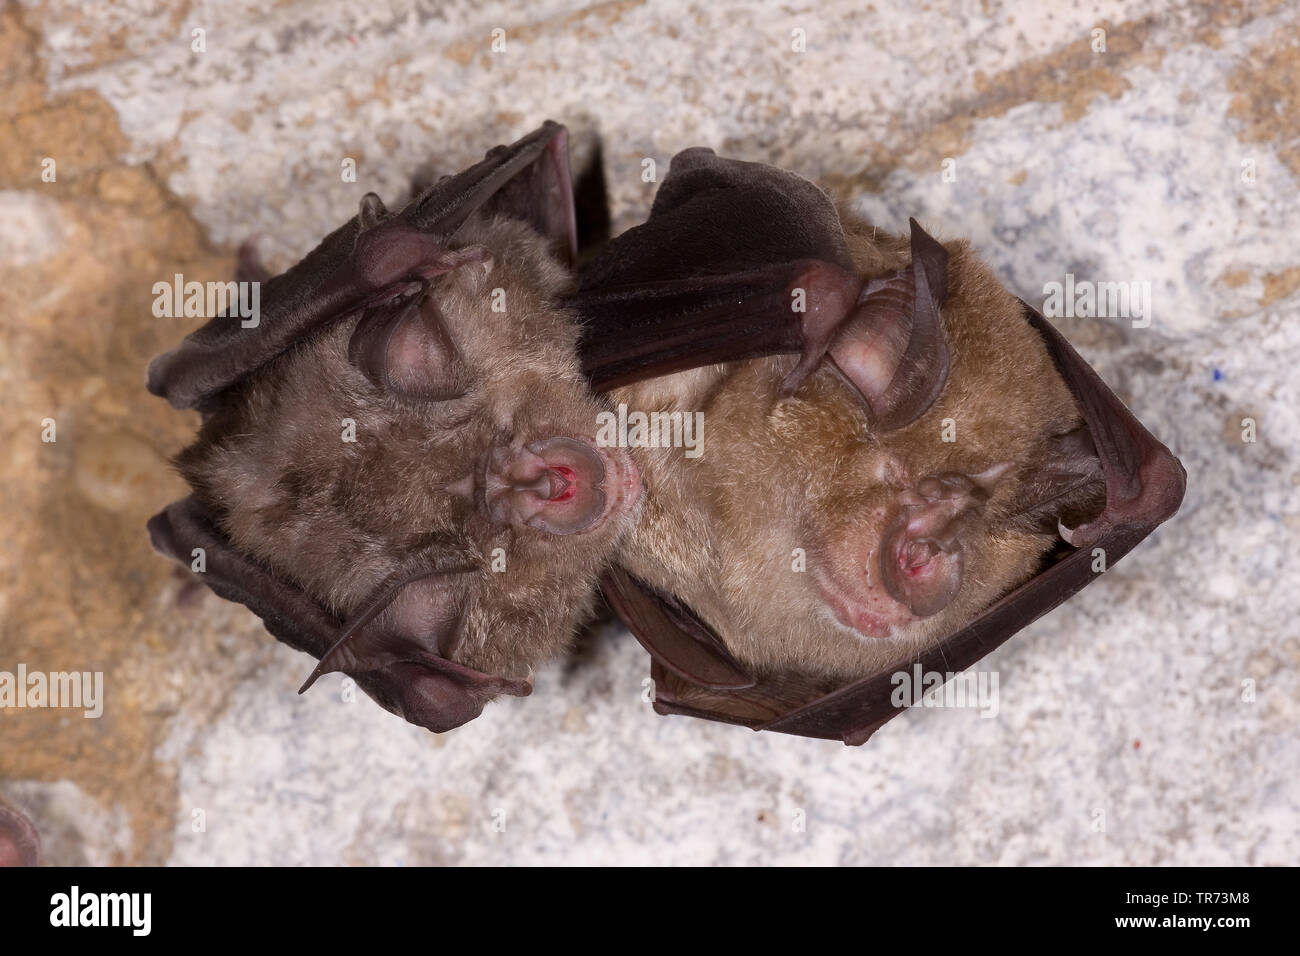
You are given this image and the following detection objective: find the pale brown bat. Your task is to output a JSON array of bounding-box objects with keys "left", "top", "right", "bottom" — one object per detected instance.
[
  {"left": 571, "top": 149, "right": 1112, "bottom": 685},
  {"left": 149, "top": 124, "right": 643, "bottom": 732}
]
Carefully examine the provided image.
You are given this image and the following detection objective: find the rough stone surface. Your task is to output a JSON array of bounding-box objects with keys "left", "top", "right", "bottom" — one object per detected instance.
[{"left": 0, "top": 0, "right": 1295, "bottom": 865}]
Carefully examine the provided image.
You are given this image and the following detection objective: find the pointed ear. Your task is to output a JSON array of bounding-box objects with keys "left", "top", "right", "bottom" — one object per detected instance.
[
  {"left": 299, "top": 572, "right": 531, "bottom": 733},
  {"left": 826, "top": 218, "right": 952, "bottom": 431},
  {"left": 348, "top": 284, "right": 472, "bottom": 401},
  {"left": 148, "top": 122, "right": 573, "bottom": 410},
  {"left": 301, "top": 572, "right": 469, "bottom": 685},
  {"left": 1003, "top": 427, "right": 1107, "bottom": 540},
  {"left": 879, "top": 465, "right": 1010, "bottom": 616}
]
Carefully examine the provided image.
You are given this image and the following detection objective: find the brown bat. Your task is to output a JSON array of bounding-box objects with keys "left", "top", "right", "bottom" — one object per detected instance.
[
  {"left": 147, "top": 128, "right": 1182, "bottom": 743},
  {"left": 148, "top": 124, "right": 643, "bottom": 733},
  {"left": 568, "top": 148, "right": 1186, "bottom": 742}
]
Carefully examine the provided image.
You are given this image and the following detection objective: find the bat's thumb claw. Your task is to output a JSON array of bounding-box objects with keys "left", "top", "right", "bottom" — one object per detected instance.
[
  {"left": 778, "top": 356, "right": 819, "bottom": 399},
  {"left": 297, "top": 665, "right": 326, "bottom": 695},
  {"left": 1058, "top": 518, "right": 1105, "bottom": 548},
  {"left": 358, "top": 192, "right": 390, "bottom": 230}
]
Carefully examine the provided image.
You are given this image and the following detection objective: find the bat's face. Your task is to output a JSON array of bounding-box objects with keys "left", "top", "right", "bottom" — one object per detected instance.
[
  {"left": 180, "top": 216, "right": 642, "bottom": 682},
  {"left": 617, "top": 231, "right": 1103, "bottom": 681}
]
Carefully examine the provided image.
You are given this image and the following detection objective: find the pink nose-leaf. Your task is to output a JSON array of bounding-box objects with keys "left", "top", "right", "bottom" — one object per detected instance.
[
  {"left": 485, "top": 437, "right": 609, "bottom": 535},
  {"left": 877, "top": 466, "right": 1009, "bottom": 617}
]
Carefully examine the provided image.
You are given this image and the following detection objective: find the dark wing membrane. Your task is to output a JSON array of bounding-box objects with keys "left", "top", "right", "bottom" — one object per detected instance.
[
  {"left": 148, "top": 122, "right": 576, "bottom": 411},
  {"left": 147, "top": 498, "right": 526, "bottom": 734},
  {"left": 147, "top": 497, "right": 407, "bottom": 719},
  {"left": 581, "top": 147, "right": 855, "bottom": 287},
  {"left": 601, "top": 567, "right": 755, "bottom": 691},
  {"left": 573, "top": 269, "right": 807, "bottom": 389},
  {"left": 568, "top": 147, "right": 859, "bottom": 389}
]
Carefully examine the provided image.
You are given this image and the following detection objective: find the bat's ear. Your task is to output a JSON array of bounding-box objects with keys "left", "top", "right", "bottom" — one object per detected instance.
[
  {"left": 1003, "top": 426, "right": 1107, "bottom": 539},
  {"left": 147, "top": 497, "right": 527, "bottom": 734},
  {"left": 347, "top": 268, "right": 485, "bottom": 401},
  {"left": 824, "top": 218, "right": 952, "bottom": 431},
  {"left": 298, "top": 572, "right": 532, "bottom": 733},
  {"left": 878, "top": 464, "right": 1011, "bottom": 617},
  {"left": 148, "top": 122, "right": 575, "bottom": 411}
]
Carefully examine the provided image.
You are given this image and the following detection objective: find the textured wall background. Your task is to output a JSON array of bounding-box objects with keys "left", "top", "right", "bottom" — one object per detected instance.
[{"left": 0, "top": 0, "right": 1295, "bottom": 865}]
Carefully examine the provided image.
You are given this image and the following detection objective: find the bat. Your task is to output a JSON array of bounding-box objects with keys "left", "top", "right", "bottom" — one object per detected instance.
[
  {"left": 567, "top": 148, "right": 1186, "bottom": 744},
  {"left": 147, "top": 123, "right": 644, "bottom": 733},
  {"left": 0, "top": 797, "right": 39, "bottom": 867},
  {"left": 147, "top": 129, "right": 1184, "bottom": 744}
]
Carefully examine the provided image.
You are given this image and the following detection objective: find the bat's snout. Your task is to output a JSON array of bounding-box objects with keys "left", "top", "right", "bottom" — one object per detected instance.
[{"left": 484, "top": 437, "right": 639, "bottom": 536}]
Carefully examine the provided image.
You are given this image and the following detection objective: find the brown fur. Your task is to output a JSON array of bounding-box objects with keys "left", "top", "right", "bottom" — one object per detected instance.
[
  {"left": 614, "top": 217, "right": 1097, "bottom": 681},
  {"left": 177, "top": 216, "right": 639, "bottom": 679}
]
